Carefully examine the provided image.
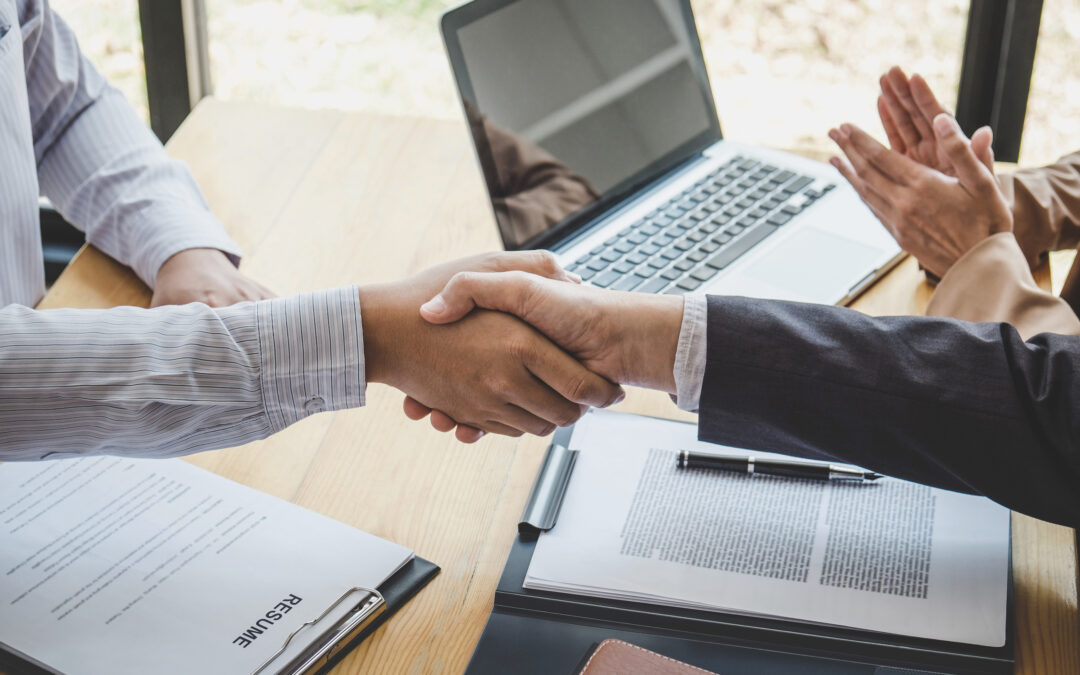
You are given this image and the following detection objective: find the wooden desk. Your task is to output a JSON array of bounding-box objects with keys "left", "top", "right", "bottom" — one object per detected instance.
[{"left": 36, "top": 99, "right": 1079, "bottom": 674}]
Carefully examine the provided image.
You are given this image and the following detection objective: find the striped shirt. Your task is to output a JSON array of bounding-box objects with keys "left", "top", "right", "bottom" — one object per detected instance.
[{"left": 1, "top": 0, "right": 366, "bottom": 460}]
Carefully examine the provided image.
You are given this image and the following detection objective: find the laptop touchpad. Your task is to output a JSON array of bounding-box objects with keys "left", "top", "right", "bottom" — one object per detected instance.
[{"left": 744, "top": 228, "right": 885, "bottom": 301}]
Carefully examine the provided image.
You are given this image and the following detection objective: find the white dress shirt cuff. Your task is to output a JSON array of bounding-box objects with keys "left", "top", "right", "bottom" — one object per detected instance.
[
  {"left": 247, "top": 285, "right": 366, "bottom": 432},
  {"left": 138, "top": 210, "right": 245, "bottom": 287},
  {"left": 672, "top": 293, "right": 708, "bottom": 412}
]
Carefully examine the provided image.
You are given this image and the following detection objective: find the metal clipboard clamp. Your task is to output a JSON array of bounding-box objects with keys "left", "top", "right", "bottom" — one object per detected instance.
[
  {"left": 518, "top": 439, "right": 579, "bottom": 537},
  {"left": 252, "top": 586, "right": 386, "bottom": 675}
]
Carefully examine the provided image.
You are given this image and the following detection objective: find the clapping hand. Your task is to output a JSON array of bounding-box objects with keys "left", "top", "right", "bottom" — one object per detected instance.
[
  {"left": 877, "top": 66, "right": 994, "bottom": 176},
  {"left": 828, "top": 115, "right": 1012, "bottom": 278}
]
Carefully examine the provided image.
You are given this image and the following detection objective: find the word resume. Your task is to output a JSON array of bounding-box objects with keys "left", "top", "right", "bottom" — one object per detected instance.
[{"left": 0, "top": 457, "right": 413, "bottom": 674}]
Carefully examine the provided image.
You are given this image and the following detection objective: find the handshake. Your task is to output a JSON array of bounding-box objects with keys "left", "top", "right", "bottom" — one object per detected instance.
[{"left": 358, "top": 251, "right": 685, "bottom": 442}]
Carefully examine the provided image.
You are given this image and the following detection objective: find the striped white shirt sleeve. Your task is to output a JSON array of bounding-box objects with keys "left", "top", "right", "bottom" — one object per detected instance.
[
  {"left": 0, "top": 286, "right": 365, "bottom": 461},
  {"left": 26, "top": 0, "right": 242, "bottom": 286}
]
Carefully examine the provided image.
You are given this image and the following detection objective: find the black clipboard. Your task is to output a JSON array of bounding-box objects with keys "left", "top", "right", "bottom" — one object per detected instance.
[
  {"left": 0, "top": 556, "right": 439, "bottom": 675},
  {"left": 467, "top": 425, "right": 1014, "bottom": 675}
]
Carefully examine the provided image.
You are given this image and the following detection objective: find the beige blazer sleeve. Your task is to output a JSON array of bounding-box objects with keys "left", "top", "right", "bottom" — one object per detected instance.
[
  {"left": 925, "top": 232, "right": 1080, "bottom": 339},
  {"left": 1000, "top": 150, "right": 1080, "bottom": 269}
]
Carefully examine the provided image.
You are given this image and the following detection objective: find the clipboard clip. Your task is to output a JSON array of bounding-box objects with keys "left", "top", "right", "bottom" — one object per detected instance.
[
  {"left": 252, "top": 585, "right": 385, "bottom": 675},
  {"left": 519, "top": 442, "right": 578, "bottom": 537}
]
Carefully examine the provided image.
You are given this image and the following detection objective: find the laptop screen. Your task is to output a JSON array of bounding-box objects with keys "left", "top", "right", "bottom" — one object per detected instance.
[{"left": 449, "top": 0, "right": 721, "bottom": 250}]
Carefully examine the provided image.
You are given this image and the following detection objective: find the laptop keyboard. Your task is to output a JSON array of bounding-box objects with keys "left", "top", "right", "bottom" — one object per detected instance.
[{"left": 566, "top": 156, "right": 834, "bottom": 294}]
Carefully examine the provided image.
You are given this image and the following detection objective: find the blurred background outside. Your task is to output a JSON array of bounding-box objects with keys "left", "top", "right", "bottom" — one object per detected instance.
[{"left": 52, "top": 0, "right": 1079, "bottom": 168}]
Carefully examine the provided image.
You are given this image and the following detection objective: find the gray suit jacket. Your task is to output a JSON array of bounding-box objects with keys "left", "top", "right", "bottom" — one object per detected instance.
[{"left": 698, "top": 296, "right": 1080, "bottom": 527}]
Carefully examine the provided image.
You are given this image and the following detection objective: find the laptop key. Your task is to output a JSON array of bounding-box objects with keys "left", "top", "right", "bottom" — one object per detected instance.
[
  {"left": 601, "top": 249, "right": 620, "bottom": 262},
  {"left": 700, "top": 241, "right": 721, "bottom": 253},
  {"left": 691, "top": 266, "right": 719, "bottom": 282},
  {"left": 712, "top": 233, "right": 733, "bottom": 245},
  {"left": 611, "top": 274, "right": 648, "bottom": 291},
  {"left": 687, "top": 250, "right": 707, "bottom": 263},
  {"left": 687, "top": 230, "right": 706, "bottom": 242},
  {"left": 768, "top": 212, "right": 793, "bottom": 226},
  {"left": 661, "top": 248, "right": 680, "bottom": 260},
  {"left": 647, "top": 257, "right": 668, "bottom": 269},
  {"left": 575, "top": 255, "right": 590, "bottom": 265},
  {"left": 782, "top": 176, "right": 813, "bottom": 193},
  {"left": 674, "top": 259, "right": 694, "bottom": 272},
  {"left": 626, "top": 252, "right": 647, "bottom": 265},
  {"left": 774, "top": 170, "right": 794, "bottom": 183},
  {"left": 706, "top": 223, "right": 779, "bottom": 270},
  {"left": 638, "top": 277, "right": 671, "bottom": 294},
  {"left": 661, "top": 267, "right": 682, "bottom": 280},
  {"left": 677, "top": 277, "right": 703, "bottom": 291},
  {"left": 592, "top": 269, "right": 621, "bottom": 288},
  {"left": 639, "top": 243, "right": 661, "bottom": 256},
  {"left": 613, "top": 260, "right": 635, "bottom": 274},
  {"left": 577, "top": 267, "right": 598, "bottom": 281},
  {"left": 673, "top": 239, "right": 693, "bottom": 251},
  {"left": 628, "top": 232, "right": 648, "bottom": 245},
  {"left": 614, "top": 240, "right": 634, "bottom": 254},
  {"left": 587, "top": 258, "right": 608, "bottom": 272}
]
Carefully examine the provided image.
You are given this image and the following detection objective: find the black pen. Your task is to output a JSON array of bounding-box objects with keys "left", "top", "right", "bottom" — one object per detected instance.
[{"left": 676, "top": 450, "right": 882, "bottom": 483}]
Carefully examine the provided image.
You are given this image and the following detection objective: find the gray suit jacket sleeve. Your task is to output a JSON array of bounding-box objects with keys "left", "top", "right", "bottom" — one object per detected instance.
[{"left": 698, "top": 296, "right": 1080, "bottom": 527}]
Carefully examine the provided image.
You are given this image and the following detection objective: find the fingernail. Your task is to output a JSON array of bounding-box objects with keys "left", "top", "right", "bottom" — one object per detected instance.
[
  {"left": 568, "top": 271, "right": 583, "bottom": 284},
  {"left": 827, "top": 129, "right": 839, "bottom": 142},
  {"left": 933, "top": 114, "right": 958, "bottom": 137},
  {"left": 840, "top": 123, "right": 852, "bottom": 136},
  {"left": 420, "top": 295, "right": 446, "bottom": 315},
  {"left": 613, "top": 390, "right": 626, "bottom": 405},
  {"left": 828, "top": 157, "right": 840, "bottom": 168}
]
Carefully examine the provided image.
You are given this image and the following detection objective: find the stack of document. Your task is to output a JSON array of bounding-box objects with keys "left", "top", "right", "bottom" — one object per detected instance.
[
  {"left": 0, "top": 457, "right": 414, "bottom": 674},
  {"left": 525, "top": 410, "right": 1011, "bottom": 647}
]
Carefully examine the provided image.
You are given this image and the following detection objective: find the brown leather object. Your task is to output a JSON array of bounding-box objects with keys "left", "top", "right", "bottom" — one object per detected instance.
[{"left": 578, "top": 639, "right": 720, "bottom": 675}]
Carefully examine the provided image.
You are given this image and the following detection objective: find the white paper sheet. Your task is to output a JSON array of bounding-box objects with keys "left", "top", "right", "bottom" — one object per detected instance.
[
  {"left": 0, "top": 457, "right": 413, "bottom": 675},
  {"left": 526, "top": 410, "right": 1010, "bottom": 647}
]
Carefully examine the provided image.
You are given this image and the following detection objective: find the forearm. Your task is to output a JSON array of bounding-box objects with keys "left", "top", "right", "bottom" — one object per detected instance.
[
  {"left": 27, "top": 6, "right": 240, "bottom": 286},
  {"left": 1000, "top": 151, "right": 1080, "bottom": 267},
  {"left": 0, "top": 287, "right": 364, "bottom": 460},
  {"left": 926, "top": 232, "right": 1080, "bottom": 338},
  {"left": 698, "top": 296, "right": 1080, "bottom": 527}
]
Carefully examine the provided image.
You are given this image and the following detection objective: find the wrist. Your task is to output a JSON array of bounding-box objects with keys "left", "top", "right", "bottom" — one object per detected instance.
[
  {"left": 615, "top": 293, "right": 683, "bottom": 394},
  {"left": 357, "top": 284, "right": 412, "bottom": 387}
]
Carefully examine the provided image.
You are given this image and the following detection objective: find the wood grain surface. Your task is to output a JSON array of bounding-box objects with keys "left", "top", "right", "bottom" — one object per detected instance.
[{"left": 28, "top": 99, "right": 1079, "bottom": 674}]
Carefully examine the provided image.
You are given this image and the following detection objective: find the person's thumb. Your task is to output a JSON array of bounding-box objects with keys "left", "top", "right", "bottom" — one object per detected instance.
[
  {"left": 420, "top": 270, "right": 534, "bottom": 324},
  {"left": 934, "top": 114, "right": 994, "bottom": 193}
]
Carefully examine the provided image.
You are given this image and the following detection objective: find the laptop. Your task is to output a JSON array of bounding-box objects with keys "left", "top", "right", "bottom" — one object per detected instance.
[{"left": 441, "top": 0, "right": 903, "bottom": 303}]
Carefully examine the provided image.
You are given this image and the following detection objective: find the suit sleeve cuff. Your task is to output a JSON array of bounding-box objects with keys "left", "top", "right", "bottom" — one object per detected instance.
[
  {"left": 672, "top": 293, "right": 708, "bottom": 412},
  {"left": 251, "top": 286, "right": 366, "bottom": 432}
]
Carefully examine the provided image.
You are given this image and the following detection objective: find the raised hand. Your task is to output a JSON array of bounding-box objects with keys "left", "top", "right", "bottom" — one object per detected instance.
[
  {"left": 406, "top": 274, "right": 685, "bottom": 441},
  {"left": 361, "top": 252, "right": 624, "bottom": 441},
  {"left": 152, "top": 248, "right": 275, "bottom": 307},
  {"left": 877, "top": 66, "right": 993, "bottom": 176},
  {"left": 828, "top": 115, "right": 1013, "bottom": 278}
]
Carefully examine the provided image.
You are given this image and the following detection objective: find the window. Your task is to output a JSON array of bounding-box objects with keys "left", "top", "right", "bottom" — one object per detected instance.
[{"left": 50, "top": 0, "right": 149, "bottom": 122}]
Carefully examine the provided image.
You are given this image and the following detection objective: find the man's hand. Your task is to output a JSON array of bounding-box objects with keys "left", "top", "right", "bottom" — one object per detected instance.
[
  {"left": 877, "top": 66, "right": 994, "bottom": 176},
  {"left": 361, "top": 252, "right": 623, "bottom": 443},
  {"left": 152, "top": 248, "right": 275, "bottom": 307},
  {"left": 828, "top": 115, "right": 1013, "bottom": 278},
  {"left": 404, "top": 273, "right": 683, "bottom": 440}
]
